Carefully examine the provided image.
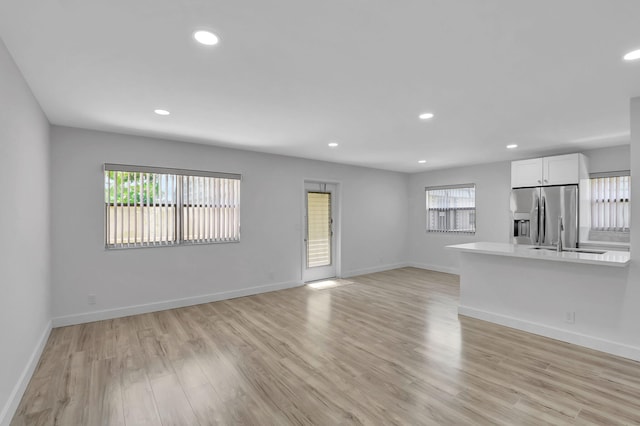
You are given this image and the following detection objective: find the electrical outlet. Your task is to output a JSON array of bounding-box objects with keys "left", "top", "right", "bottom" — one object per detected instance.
[
  {"left": 564, "top": 311, "right": 575, "bottom": 324},
  {"left": 88, "top": 294, "right": 96, "bottom": 305}
]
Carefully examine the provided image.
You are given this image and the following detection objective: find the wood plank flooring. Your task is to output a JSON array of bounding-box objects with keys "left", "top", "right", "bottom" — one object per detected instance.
[{"left": 11, "top": 267, "right": 640, "bottom": 425}]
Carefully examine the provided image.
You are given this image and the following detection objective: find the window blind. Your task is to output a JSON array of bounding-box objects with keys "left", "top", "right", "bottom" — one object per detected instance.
[
  {"left": 426, "top": 184, "right": 476, "bottom": 233},
  {"left": 182, "top": 175, "right": 241, "bottom": 243},
  {"left": 590, "top": 174, "right": 630, "bottom": 232}
]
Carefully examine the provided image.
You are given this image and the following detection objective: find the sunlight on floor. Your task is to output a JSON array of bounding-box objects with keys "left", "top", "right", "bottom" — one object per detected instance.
[{"left": 306, "top": 279, "right": 354, "bottom": 290}]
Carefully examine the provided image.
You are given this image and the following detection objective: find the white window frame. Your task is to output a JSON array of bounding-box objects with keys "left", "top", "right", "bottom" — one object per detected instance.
[
  {"left": 425, "top": 184, "right": 476, "bottom": 234},
  {"left": 104, "top": 163, "right": 241, "bottom": 249}
]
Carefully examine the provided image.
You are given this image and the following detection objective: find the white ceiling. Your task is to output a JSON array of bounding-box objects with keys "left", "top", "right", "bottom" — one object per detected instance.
[{"left": 1, "top": 0, "right": 639, "bottom": 173}]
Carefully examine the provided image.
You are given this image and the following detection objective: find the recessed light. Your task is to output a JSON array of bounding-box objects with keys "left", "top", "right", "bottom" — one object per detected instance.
[
  {"left": 154, "top": 109, "right": 170, "bottom": 116},
  {"left": 419, "top": 112, "right": 434, "bottom": 120},
  {"left": 506, "top": 144, "right": 518, "bottom": 149},
  {"left": 194, "top": 30, "right": 219, "bottom": 46},
  {"left": 623, "top": 49, "right": 640, "bottom": 61},
  {"left": 328, "top": 142, "right": 339, "bottom": 148},
  {"left": 418, "top": 160, "right": 427, "bottom": 164}
]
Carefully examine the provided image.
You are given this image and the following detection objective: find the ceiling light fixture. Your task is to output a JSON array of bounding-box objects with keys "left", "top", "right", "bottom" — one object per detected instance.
[
  {"left": 506, "top": 144, "right": 518, "bottom": 149},
  {"left": 154, "top": 109, "right": 170, "bottom": 116},
  {"left": 194, "top": 30, "right": 220, "bottom": 46},
  {"left": 623, "top": 49, "right": 640, "bottom": 61},
  {"left": 419, "top": 112, "right": 435, "bottom": 120},
  {"left": 328, "top": 142, "right": 339, "bottom": 148},
  {"left": 418, "top": 160, "right": 427, "bottom": 164}
]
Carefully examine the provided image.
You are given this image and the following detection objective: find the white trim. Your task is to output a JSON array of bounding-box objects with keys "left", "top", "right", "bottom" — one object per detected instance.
[
  {"left": 458, "top": 305, "right": 640, "bottom": 362},
  {"left": 407, "top": 261, "right": 459, "bottom": 275},
  {"left": 52, "top": 281, "right": 302, "bottom": 327},
  {"left": 0, "top": 320, "right": 52, "bottom": 426},
  {"left": 342, "top": 262, "right": 410, "bottom": 278}
]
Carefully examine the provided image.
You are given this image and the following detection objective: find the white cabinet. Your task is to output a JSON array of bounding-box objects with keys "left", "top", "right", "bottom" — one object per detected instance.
[
  {"left": 543, "top": 154, "right": 581, "bottom": 186},
  {"left": 511, "top": 153, "right": 587, "bottom": 188},
  {"left": 511, "top": 158, "right": 543, "bottom": 188}
]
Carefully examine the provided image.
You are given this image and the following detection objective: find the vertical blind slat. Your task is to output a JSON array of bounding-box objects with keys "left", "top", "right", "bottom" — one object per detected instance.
[
  {"left": 154, "top": 173, "right": 159, "bottom": 245},
  {"left": 106, "top": 173, "right": 112, "bottom": 245},
  {"left": 119, "top": 172, "right": 124, "bottom": 246},
  {"left": 145, "top": 173, "right": 149, "bottom": 246},
  {"left": 208, "top": 177, "right": 213, "bottom": 241},
  {"left": 200, "top": 176, "right": 205, "bottom": 242}
]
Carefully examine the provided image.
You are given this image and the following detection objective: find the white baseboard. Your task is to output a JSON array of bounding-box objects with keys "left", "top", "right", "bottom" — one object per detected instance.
[
  {"left": 0, "top": 320, "right": 52, "bottom": 426},
  {"left": 342, "top": 262, "right": 409, "bottom": 278},
  {"left": 458, "top": 305, "right": 640, "bottom": 362},
  {"left": 407, "top": 261, "right": 459, "bottom": 275},
  {"left": 52, "top": 281, "right": 302, "bottom": 327}
]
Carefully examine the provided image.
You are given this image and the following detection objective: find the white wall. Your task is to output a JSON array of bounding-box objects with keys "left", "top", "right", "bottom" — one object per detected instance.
[
  {"left": 0, "top": 39, "right": 51, "bottom": 425},
  {"left": 407, "top": 161, "right": 511, "bottom": 273},
  {"left": 583, "top": 144, "right": 630, "bottom": 173},
  {"left": 50, "top": 126, "right": 409, "bottom": 324}
]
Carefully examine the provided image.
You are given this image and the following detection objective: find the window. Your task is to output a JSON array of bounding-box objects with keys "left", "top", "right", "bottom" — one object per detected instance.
[
  {"left": 426, "top": 184, "right": 476, "bottom": 233},
  {"left": 104, "top": 164, "right": 240, "bottom": 248},
  {"left": 590, "top": 172, "right": 630, "bottom": 239}
]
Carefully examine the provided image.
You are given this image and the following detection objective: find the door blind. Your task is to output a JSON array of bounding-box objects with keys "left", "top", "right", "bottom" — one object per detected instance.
[{"left": 306, "top": 192, "right": 332, "bottom": 268}]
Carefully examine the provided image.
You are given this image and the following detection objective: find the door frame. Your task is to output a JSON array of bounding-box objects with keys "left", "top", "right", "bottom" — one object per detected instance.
[{"left": 301, "top": 179, "right": 341, "bottom": 282}]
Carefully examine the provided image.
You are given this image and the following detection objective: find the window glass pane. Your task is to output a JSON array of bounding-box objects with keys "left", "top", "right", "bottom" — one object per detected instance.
[
  {"left": 425, "top": 185, "right": 476, "bottom": 233},
  {"left": 105, "top": 170, "right": 178, "bottom": 247},
  {"left": 182, "top": 176, "right": 240, "bottom": 243}
]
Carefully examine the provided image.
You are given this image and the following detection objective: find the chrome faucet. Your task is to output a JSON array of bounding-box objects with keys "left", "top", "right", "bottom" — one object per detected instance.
[{"left": 556, "top": 216, "right": 564, "bottom": 252}]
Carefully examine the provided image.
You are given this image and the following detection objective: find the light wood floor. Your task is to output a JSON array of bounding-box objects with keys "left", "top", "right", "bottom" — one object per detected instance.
[{"left": 12, "top": 268, "right": 640, "bottom": 425}]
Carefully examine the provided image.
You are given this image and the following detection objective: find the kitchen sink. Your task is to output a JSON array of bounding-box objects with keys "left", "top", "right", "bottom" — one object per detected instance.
[{"left": 530, "top": 247, "right": 606, "bottom": 255}]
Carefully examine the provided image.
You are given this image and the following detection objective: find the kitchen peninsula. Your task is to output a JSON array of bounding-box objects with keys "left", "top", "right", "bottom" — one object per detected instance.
[{"left": 447, "top": 242, "right": 636, "bottom": 360}]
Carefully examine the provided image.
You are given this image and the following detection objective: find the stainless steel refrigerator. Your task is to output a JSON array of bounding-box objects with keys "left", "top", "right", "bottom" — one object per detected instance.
[{"left": 510, "top": 185, "right": 578, "bottom": 247}]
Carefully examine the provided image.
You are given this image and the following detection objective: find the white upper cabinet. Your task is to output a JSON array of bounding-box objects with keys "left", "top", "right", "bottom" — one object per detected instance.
[
  {"left": 511, "top": 157, "right": 543, "bottom": 188},
  {"left": 543, "top": 153, "right": 581, "bottom": 186},
  {"left": 511, "top": 153, "right": 587, "bottom": 188}
]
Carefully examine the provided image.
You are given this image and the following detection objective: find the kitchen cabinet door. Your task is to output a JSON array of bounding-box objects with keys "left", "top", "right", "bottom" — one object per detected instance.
[
  {"left": 511, "top": 157, "right": 543, "bottom": 188},
  {"left": 543, "top": 153, "right": 580, "bottom": 185}
]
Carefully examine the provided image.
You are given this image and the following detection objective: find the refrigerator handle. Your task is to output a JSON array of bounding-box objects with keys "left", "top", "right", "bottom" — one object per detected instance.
[
  {"left": 531, "top": 195, "right": 539, "bottom": 244},
  {"left": 539, "top": 195, "right": 546, "bottom": 245}
]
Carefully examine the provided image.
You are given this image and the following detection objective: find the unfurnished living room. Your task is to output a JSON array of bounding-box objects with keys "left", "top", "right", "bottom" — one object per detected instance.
[{"left": 2, "top": 1, "right": 640, "bottom": 425}]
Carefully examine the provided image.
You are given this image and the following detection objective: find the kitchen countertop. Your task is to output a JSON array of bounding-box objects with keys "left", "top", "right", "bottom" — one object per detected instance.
[{"left": 446, "top": 242, "right": 631, "bottom": 267}]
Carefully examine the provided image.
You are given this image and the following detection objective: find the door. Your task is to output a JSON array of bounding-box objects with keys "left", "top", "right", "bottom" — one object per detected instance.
[
  {"left": 510, "top": 187, "right": 540, "bottom": 245},
  {"left": 540, "top": 185, "right": 578, "bottom": 248},
  {"left": 303, "top": 182, "right": 337, "bottom": 282}
]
